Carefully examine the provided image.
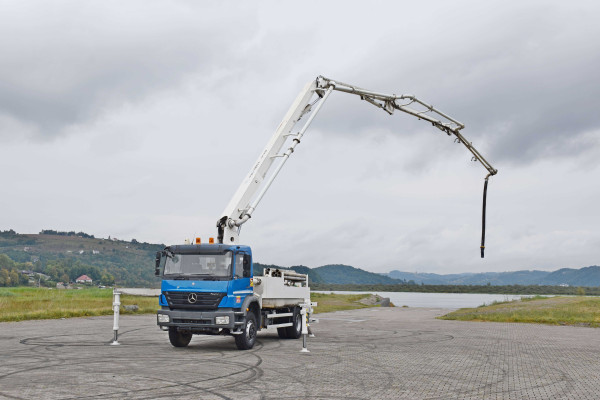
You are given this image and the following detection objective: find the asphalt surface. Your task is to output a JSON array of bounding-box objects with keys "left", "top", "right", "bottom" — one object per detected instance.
[{"left": 1, "top": 307, "right": 600, "bottom": 399}]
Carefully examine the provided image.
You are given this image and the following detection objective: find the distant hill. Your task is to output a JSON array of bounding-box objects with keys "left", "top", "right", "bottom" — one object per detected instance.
[
  {"left": 0, "top": 229, "right": 163, "bottom": 287},
  {"left": 385, "top": 267, "right": 600, "bottom": 287},
  {"left": 385, "top": 270, "right": 454, "bottom": 285},
  {"left": 2, "top": 229, "right": 599, "bottom": 287},
  {"left": 312, "top": 264, "right": 398, "bottom": 285},
  {"left": 540, "top": 266, "right": 600, "bottom": 286}
]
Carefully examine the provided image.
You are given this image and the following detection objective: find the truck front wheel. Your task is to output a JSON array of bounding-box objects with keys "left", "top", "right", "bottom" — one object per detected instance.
[
  {"left": 235, "top": 312, "right": 257, "bottom": 350},
  {"left": 168, "top": 327, "right": 192, "bottom": 347}
]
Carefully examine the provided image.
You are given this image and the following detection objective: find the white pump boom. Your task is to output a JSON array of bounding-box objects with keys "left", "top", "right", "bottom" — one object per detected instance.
[{"left": 217, "top": 76, "right": 498, "bottom": 256}]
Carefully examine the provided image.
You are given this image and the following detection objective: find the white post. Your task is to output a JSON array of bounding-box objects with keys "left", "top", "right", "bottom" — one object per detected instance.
[
  {"left": 300, "top": 298, "right": 310, "bottom": 353},
  {"left": 111, "top": 289, "right": 121, "bottom": 345}
]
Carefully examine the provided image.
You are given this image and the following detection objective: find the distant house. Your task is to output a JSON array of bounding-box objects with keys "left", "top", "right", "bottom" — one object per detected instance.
[
  {"left": 75, "top": 275, "right": 93, "bottom": 284},
  {"left": 92, "top": 250, "right": 100, "bottom": 255},
  {"left": 79, "top": 250, "right": 85, "bottom": 254}
]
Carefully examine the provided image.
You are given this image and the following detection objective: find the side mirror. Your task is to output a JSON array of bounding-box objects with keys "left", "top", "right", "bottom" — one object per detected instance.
[
  {"left": 243, "top": 255, "right": 251, "bottom": 278},
  {"left": 155, "top": 251, "right": 162, "bottom": 276}
]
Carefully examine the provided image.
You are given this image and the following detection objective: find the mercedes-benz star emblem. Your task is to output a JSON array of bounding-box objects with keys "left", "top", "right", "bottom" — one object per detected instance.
[{"left": 188, "top": 293, "right": 197, "bottom": 304}]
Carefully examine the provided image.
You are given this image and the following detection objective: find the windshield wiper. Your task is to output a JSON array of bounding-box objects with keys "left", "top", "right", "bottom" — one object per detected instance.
[
  {"left": 190, "top": 274, "right": 221, "bottom": 281},
  {"left": 166, "top": 274, "right": 224, "bottom": 281}
]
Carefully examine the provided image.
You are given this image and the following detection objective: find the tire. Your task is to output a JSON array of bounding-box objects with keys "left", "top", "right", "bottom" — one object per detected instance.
[
  {"left": 235, "top": 312, "right": 258, "bottom": 350},
  {"left": 168, "top": 327, "right": 192, "bottom": 347},
  {"left": 285, "top": 307, "right": 302, "bottom": 339},
  {"left": 277, "top": 327, "right": 288, "bottom": 339}
]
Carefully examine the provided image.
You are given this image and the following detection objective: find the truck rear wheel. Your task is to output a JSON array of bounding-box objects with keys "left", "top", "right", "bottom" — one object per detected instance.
[
  {"left": 277, "top": 327, "right": 288, "bottom": 339},
  {"left": 235, "top": 312, "right": 257, "bottom": 350},
  {"left": 285, "top": 307, "right": 302, "bottom": 339},
  {"left": 168, "top": 327, "right": 192, "bottom": 347}
]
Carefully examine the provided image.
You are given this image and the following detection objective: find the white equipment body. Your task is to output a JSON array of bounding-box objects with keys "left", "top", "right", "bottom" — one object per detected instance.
[{"left": 253, "top": 268, "right": 311, "bottom": 309}]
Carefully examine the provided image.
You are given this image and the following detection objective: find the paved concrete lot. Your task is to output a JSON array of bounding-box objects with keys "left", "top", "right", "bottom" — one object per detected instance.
[{"left": 1, "top": 307, "right": 600, "bottom": 399}]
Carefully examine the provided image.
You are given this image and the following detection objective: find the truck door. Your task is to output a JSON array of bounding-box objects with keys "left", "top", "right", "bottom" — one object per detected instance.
[{"left": 230, "top": 252, "right": 252, "bottom": 300}]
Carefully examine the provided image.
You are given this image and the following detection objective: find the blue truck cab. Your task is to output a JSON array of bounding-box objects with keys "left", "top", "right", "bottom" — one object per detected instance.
[{"left": 155, "top": 243, "right": 290, "bottom": 350}]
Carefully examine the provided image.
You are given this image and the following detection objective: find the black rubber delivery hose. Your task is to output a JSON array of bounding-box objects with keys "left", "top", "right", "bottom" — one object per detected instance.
[{"left": 480, "top": 175, "right": 490, "bottom": 258}]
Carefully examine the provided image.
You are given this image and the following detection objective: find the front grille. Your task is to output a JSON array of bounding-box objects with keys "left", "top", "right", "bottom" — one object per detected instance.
[
  {"left": 164, "top": 291, "right": 226, "bottom": 310},
  {"left": 172, "top": 318, "right": 212, "bottom": 325}
]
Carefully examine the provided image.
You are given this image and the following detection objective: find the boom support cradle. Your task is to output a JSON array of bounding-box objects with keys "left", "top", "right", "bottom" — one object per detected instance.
[{"left": 217, "top": 76, "right": 498, "bottom": 257}]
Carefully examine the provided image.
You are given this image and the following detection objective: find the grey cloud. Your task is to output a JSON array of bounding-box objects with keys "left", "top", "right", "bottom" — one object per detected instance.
[
  {"left": 1, "top": 0, "right": 599, "bottom": 275},
  {"left": 0, "top": 1, "right": 258, "bottom": 139},
  {"left": 310, "top": 1, "right": 600, "bottom": 167}
]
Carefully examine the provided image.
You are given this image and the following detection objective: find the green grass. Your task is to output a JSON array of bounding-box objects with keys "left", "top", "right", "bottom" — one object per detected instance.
[
  {"left": 440, "top": 296, "right": 600, "bottom": 327},
  {"left": 310, "top": 292, "right": 379, "bottom": 314},
  {"left": 519, "top": 295, "right": 549, "bottom": 302},
  {"left": 0, "top": 288, "right": 379, "bottom": 322},
  {"left": 0, "top": 287, "right": 157, "bottom": 322}
]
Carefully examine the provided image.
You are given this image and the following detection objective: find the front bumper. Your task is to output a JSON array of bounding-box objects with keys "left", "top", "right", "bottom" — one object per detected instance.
[{"left": 157, "top": 308, "right": 244, "bottom": 330}]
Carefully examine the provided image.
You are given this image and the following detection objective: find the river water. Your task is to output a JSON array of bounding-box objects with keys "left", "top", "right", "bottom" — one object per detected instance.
[{"left": 316, "top": 291, "right": 534, "bottom": 309}]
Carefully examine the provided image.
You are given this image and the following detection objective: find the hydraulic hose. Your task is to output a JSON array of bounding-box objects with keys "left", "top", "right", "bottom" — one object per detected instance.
[{"left": 480, "top": 174, "right": 491, "bottom": 258}]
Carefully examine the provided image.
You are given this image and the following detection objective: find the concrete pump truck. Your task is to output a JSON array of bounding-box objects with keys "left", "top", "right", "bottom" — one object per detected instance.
[{"left": 155, "top": 76, "right": 498, "bottom": 350}]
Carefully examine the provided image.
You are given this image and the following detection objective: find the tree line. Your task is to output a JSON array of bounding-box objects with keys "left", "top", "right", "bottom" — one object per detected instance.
[
  {"left": 310, "top": 283, "right": 599, "bottom": 295},
  {"left": 0, "top": 253, "right": 115, "bottom": 287},
  {"left": 0, "top": 254, "right": 30, "bottom": 286},
  {"left": 39, "top": 230, "right": 95, "bottom": 239}
]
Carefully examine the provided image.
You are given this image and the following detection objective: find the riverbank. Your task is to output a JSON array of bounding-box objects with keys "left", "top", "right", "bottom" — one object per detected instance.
[{"left": 440, "top": 295, "right": 600, "bottom": 327}]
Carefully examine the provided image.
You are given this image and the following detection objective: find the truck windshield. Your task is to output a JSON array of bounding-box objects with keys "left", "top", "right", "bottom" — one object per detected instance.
[{"left": 163, "top": 252, "right": 232, "bottom": 280}]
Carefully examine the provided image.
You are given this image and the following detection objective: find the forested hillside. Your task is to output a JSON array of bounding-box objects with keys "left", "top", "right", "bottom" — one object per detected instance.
[
  {"left": 312, "top": 264, "right": 397, "bottom": 285},
  {"left": 0, "top": 230, "right": 325, "bottom": 288},
  {"left": 0, "top": 230, "right": 162, "bottom": 287}
]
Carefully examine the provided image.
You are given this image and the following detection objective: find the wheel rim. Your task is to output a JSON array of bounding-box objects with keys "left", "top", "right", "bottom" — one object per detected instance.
[
  {"left": 295, "top": 314, "right": 301, "bottom": 332},
  {"left": 247, "top": 320, "right": 256, "bottom": 340}
]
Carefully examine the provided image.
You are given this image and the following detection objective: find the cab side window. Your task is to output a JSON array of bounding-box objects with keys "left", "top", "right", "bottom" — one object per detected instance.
[
  {"left": 234, "top": 254, "right": 244, "bottom": 279},
  {"left": 243, "top": 254, "right": 251, "bottom": 278}
]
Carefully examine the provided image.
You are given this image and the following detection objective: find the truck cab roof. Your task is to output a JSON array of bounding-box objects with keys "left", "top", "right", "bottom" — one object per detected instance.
[{"left": 165, "top": 244, "right": 252, "bottom": 255}]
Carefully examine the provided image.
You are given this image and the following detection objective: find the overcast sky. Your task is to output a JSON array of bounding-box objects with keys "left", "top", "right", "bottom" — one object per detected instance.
[{"left": 1, "top": 1, "right": 599, "bottom": 274}]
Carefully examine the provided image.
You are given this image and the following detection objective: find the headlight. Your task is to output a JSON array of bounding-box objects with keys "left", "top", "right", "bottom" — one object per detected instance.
[
  {"left": 157, "top": 314, "right": 170, "bottom": 323},
  {"left": 215, "top": 316, "right": 229, "bottom": 325}
]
